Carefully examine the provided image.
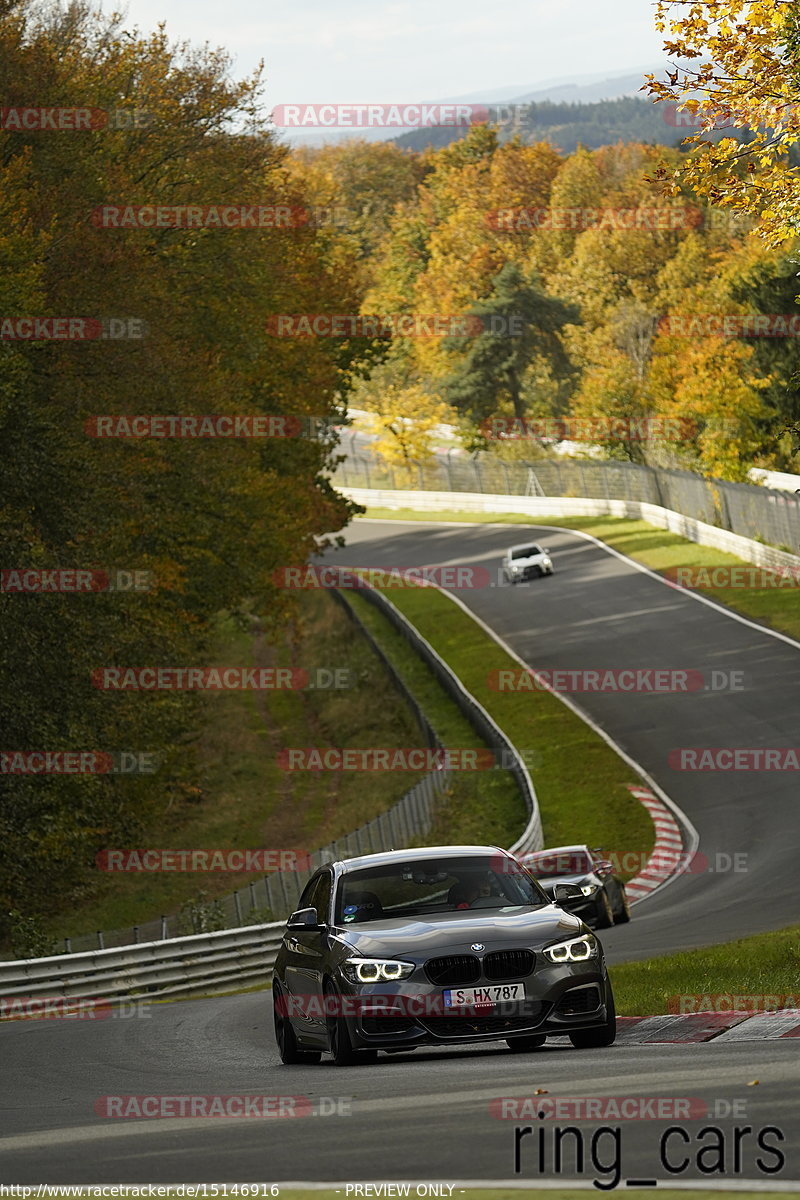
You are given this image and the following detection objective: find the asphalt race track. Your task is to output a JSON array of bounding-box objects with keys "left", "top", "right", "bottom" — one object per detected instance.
[
  {"left": 334, "top": 520, "right": 800, "bottom": 959},
  {"left": 1, "top": 1003, "right": 798, "bottom": 1184},
  {"left": 1, "top": 517, "right": 798, "bottom": 1186}
]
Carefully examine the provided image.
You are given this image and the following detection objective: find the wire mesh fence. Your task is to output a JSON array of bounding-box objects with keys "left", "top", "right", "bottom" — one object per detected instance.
[
  {"left": 50, "top": 577, "right": 541, "bottom": 958},
  {"left": 334, "top": 449, "right": 800, "bottom": 554},
  {"left": 57, "top": 767, "right": 452, "bottom": 956}
]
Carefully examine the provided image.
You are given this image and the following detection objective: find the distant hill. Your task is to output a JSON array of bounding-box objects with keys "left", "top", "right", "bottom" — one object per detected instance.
[
  {"left": 510, "top": 71, "right": 652, "bottom": 105},
  {"left": 392, "top": 96, "right": 750, "bottom": 155},
  {"left": 279, "top": 66, "right": 666, "bottom": 149}
]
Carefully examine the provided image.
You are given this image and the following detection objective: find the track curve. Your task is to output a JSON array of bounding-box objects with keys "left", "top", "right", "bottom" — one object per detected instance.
[{"left": 2, "top": 516, "right": 798, "bottom": 1185}]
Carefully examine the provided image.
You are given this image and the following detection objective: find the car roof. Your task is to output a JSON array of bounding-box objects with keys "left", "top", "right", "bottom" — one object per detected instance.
[
  {"left": 507, "top": 541, "right": 544, "bottom": 553},
  {"left": 334, "top": 844, "right": 508, "bottom": 872}
]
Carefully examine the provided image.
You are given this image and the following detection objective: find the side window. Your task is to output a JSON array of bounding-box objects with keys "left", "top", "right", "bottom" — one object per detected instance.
[
  {"left": 312, "top": 871, "right": 333, "bottom": 923},
  {"left": 298, "top": 872, "right": 323, "bottom": 911},
  {"left": 299, "top": 870, "right": 332, "bottom": 922}
]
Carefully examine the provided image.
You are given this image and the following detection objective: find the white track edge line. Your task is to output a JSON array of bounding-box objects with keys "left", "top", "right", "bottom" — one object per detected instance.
[
  {"left": 356, "top": 514, "right": 800, "bottom": 652},
  {"left": 427, "top": 583, "right": 699, "bottom": 908}
]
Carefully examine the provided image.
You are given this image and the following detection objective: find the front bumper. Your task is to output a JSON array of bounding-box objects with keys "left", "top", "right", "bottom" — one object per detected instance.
[
  {"left": 338, "top": 967, "right": 611, "bottom": 1049},
  {"left": 511, "top": 563, "right": 551, "bottom": 581}
]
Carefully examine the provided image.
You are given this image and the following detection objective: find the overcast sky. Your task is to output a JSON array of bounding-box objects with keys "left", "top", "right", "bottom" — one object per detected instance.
[{"left": 113, "top": 0, "right": 667, "bottom": 115}]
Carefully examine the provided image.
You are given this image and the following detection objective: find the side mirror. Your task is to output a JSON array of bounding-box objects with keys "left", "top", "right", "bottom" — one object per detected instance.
[
  {"left": 595, "top": 860, "right": 614, "bottom": 876},
  {"left": 287, "top": 906, "right": 320, "bottom": 930},
  {"left": 553, "top": 883, "right": 583, "bottom": 903}
]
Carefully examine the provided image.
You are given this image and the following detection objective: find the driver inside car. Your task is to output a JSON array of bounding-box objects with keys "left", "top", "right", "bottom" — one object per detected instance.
[{"left": 448, "top": 878, "right": 489, "bottom": 908}]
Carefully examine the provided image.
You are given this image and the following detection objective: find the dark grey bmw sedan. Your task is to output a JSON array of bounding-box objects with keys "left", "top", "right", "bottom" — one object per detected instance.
[{"left": 272, "top": 845, "right": 616, "bottom": 1065}]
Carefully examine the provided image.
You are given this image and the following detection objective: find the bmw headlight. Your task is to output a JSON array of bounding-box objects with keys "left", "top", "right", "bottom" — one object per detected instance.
[
  {"left": 580, "top": 884, "right": 599, "bottom": 896},
  {"left": 340, "top": 957, "right": 415, "bottom": 983},
  {"left": 543, "top": 934, "right": 599, "bottom": 963}
]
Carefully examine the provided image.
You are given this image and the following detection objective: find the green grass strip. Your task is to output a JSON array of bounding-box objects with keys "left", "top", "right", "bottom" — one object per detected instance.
[
  {"left": 345, "top": 591, "right": 525, "bottom": 849},
  {"left": 349, "top": 582, "right": 654, "bottom": 876},
  {"left": 611, "top": 923, "right": 800, "bottom": 1016}
]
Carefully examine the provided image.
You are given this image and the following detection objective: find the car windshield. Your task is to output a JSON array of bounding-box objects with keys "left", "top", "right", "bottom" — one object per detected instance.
[
  {"left": 334, "top": 854, "right": 547, "bottom": 924},
  {"left": 511, "top": 545, "right": 542, "bottom": 559},
  {"left": 525, "top": 849, "right": 593, "bottom": 878}
]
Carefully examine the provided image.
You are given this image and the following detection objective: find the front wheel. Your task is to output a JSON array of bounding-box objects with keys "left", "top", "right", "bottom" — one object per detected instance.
[
  {"left": 615, "top": 887, "right": 631, "bottom": 924},
  {"left": 325, "top": 982, "right": 377, "bottom": 1066},
  {"left": 569, "top": 990, "right": 616, "bottom": 1049},
  {"left": 506, "top": 1034, "right": 546, "bottom": 1052},
  {"left": 273, "top": 986, "right": 322, "bottom": 1065}
]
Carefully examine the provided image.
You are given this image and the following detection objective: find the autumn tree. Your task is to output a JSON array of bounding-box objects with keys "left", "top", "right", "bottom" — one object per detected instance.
[
  {"left": 0, "top": 0, "right": 359, "bottom": 938},
  {"left": 440, "top": 263, "right": 578, "bottom": 425},
  {"left": 645, "top": 0, "right": 800, "bottom": 245}
]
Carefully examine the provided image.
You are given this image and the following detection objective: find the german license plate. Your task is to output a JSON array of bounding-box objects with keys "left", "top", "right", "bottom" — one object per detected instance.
[{"left": 443, "top": 983, "right": 524, "bottom": 1007}]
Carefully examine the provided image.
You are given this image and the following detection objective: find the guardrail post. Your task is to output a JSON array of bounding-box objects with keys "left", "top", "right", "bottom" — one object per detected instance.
[
  {"left": 249, "top": 881, "right": 257, "bottom": 912},
  {"left": 133, "top": 926, "right": 139, "bottom": 944},
  {"left": 234, "top": 890, "right": 243, "bottom": 925},
  {"left": 160, "top": 916, "right": 167, "bottom": 940},
  {"left": 64, "top": 937, "right": 72, "bottom": 954},
  {"left": 97, "top": 931, "right": 104, "bottom": 950},
  {"left": 277, "top": 868, "right": 289, "bottom": 915}
]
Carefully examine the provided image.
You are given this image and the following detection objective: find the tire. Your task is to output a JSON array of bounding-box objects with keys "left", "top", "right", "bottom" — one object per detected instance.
[
  {"left": 273, "top": 986, "right": 322, "bottom": 1065},
  {"left": 569, "top": 989, "right": 616, "bottom": 1049},
  {"left": 594, "top": 890, "right": 614, "bottom": 929},
  {"left": 614, "top": 886, "right": 631, "bottom": 924},
  {"left": 324, "top": 982, "right": 377, "bottom": 1066},
  {"left": 506, "top": 1034, "right": 546, "bottom": 1052}
]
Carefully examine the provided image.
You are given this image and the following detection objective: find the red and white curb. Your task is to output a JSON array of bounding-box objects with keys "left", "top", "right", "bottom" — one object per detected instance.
[
  {"left": 625, "top": 783, "right": 686, "bottom": 904},
  {"left": 615, "top": 1010, "right": 800, "bottom": 1043}
]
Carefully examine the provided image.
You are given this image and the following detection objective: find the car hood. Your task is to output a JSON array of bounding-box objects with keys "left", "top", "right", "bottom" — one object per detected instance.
[
  {"left": 332, "top": 906, "right": 582, "bottom": 957},
  {"left": 510, "top": 553, "right": 547, "bottom": 565}
]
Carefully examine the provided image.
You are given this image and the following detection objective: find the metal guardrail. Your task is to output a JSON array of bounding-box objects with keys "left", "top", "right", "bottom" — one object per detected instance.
[
  {"left": 0, "top": 923, "right": 287, "bottom": 1008},
  {"left": 344, "top": 577, "right": 542, "bottom": 857},
  {"left": 334, "top": 449, "right": 800, "bottom": 555},
  {"left": 0, "top": 582, "right": 542, "bottom": 1000}
]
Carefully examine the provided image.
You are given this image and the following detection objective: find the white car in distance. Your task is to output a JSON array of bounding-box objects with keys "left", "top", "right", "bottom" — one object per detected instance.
[{"left": 502, "top": 541, "right": 554, "bottom": 584}]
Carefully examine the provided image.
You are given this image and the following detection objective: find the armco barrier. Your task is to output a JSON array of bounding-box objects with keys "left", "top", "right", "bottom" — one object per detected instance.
[
  {"left": 0, "top": 583, "right": 542, "bottom": 999},
  {"left": 342, "top": 487, "right": 800, "bottom": 579},
  {"left": 0, "top": 923, "right": 287, "bottom": 1007},
  {"left": 342, "top": 577, "right": 542, "bottom": 859},
  {"left": 335, "top": 447, "right": 800, "bottom": 554}
]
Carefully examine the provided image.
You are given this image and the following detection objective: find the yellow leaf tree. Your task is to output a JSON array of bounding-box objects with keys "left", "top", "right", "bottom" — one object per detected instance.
[{"left": 645, "top": 0, "right": 800, "bottom": 245}]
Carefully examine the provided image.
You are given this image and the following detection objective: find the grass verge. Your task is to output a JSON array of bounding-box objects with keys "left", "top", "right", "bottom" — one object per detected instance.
[
  {"left": 348, "top": 583, "right": 654, "bottom": 875},
  {"left": 345, "top": 591, "right": 525, "bottom": 849},
  {"left": 45, "top": 591, "right": 433, "bottom": 941},
  {"left": 362, "top": 508, "right": 800, "bottom": 642},
  {"left": 611, "top": 923, "right": 800, "bottom": 1016}
]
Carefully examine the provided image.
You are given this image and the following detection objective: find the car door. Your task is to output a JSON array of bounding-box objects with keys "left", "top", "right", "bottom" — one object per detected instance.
[{"left": 283, "top": 869, "right": 332, "bottom": 1043}]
